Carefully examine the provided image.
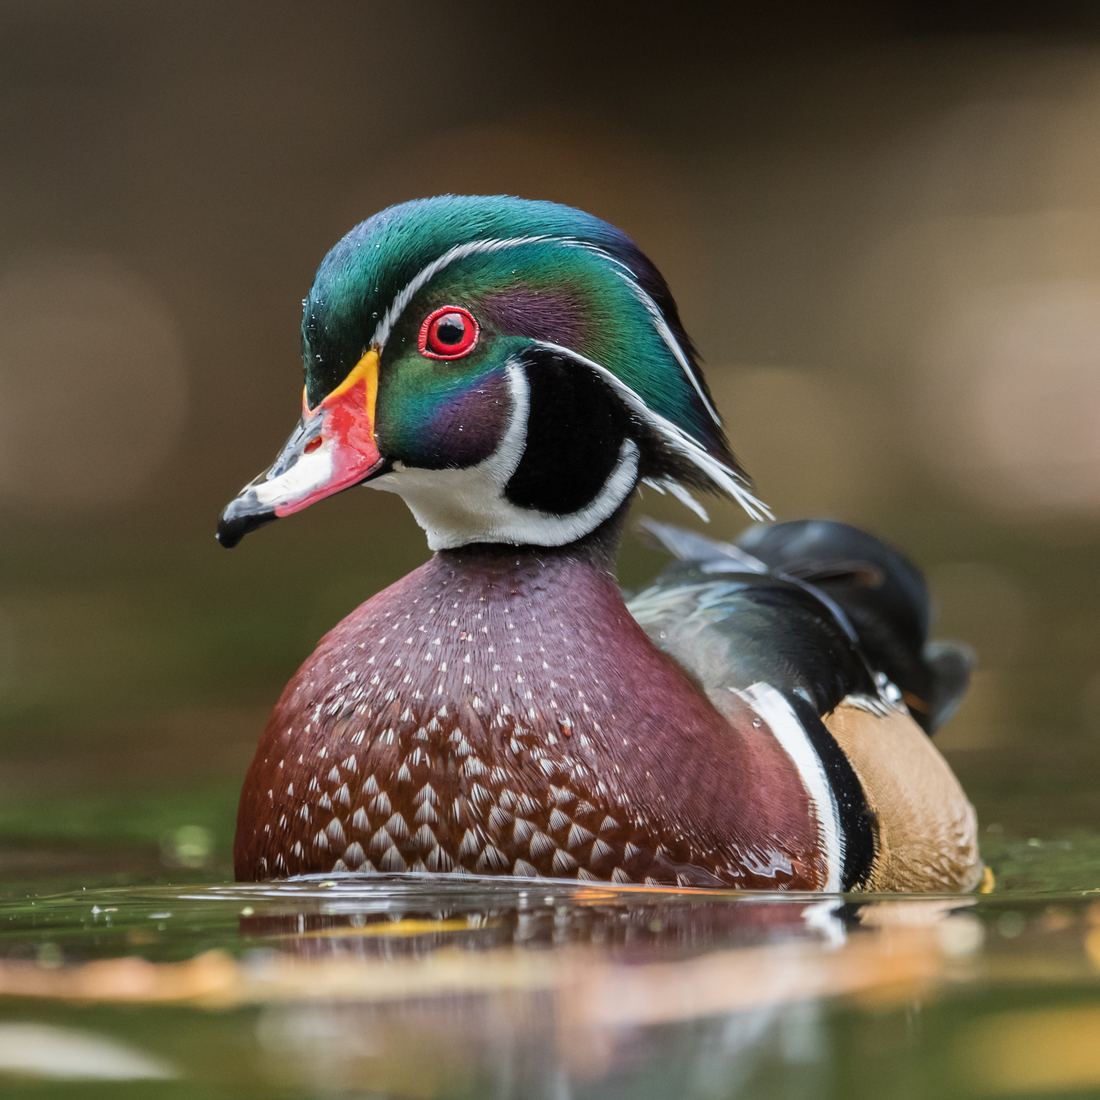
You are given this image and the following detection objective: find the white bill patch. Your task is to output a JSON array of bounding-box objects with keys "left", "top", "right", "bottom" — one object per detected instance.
[
  {"left": 251, "top": 440, "right": 335, "bottom": 509},
  {"left": 734, "top": 681, "right": 843, "bottom": 892}
]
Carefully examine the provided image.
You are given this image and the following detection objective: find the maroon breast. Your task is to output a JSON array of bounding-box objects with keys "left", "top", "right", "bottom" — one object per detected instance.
[{"left": 234, "top": 548, "right": 824, "bottom": 888}]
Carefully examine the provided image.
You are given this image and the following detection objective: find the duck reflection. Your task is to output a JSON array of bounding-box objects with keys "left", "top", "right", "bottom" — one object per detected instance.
[
  {"left": 228, "top": 878, "right": 977, "bottom": 1098},
  {"left": 241, "top": 882, "right": 855, "bottom": 957}
]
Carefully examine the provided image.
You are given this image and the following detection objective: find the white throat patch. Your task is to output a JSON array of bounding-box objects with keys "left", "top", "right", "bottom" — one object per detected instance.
[{"left": 368, "top": 362, "right": 640, "bottom": 550}]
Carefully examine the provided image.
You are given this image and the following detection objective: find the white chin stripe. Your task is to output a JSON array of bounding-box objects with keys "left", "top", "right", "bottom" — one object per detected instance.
[
  {"left": 733, "top": 682, "right": 844, "bottom": 893},
  {"left": 370, "top": 361, "right": 640, "bottom": 551}
]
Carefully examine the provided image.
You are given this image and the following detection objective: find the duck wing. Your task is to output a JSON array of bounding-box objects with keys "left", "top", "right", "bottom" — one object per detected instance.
[
  {"left": 630, "top": 518, "right": 983, "bottom": 894},
  {"left": 634, "top": 518, "right": 974, "bottom": 735}
]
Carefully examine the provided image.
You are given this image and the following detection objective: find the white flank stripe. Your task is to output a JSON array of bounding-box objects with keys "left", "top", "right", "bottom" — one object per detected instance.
[{"left": 734, "top": 682, "right": 843, "bottom": 892}]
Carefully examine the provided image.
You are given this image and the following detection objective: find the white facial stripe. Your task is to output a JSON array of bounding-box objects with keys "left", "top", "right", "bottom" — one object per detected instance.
[
  {"left": 624, "top": 272, "right": 721, "bottom": 424},
  {"left": 641, "top": 476, "right": 710, "bottom": 522},
  {"left": 369, "top": 234, "right": 721, "bottom": 428},
  {"left": 565, "top": 241, "right": 721, "bottom": 425},
  {"left": 533, "top": 341, "right": 772, "bottom": 522},
  {"left": 368, "top": 361, "right": 640, "bottom": 550},
  {"left": 371, "top": 236, "right": 555, "bottom": 348},
  {"left": 734, "top": 682, "right": 844, "bottom": 893}
]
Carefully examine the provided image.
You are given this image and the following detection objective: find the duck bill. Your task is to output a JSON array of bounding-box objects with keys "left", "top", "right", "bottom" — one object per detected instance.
[{"left": 216, "top": 350, "right": 383, "bottom": 548}]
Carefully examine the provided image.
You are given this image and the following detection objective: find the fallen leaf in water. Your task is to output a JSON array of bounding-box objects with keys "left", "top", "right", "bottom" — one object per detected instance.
[{"left": 285, "top": 918, "right": 480, "bottom": 939}]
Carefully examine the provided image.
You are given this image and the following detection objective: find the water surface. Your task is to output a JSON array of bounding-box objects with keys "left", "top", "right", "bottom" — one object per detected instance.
[{"left": 1, "top": 822, "right": 1100, "bottom": 1100}]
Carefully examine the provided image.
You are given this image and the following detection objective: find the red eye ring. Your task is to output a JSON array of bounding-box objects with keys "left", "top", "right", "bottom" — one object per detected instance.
[{"left": 418, "top": 306, "right": 480, "bottom": 360}]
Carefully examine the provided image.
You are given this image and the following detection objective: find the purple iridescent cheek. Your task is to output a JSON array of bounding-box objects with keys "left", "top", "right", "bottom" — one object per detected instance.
[{"left": 380, "top": 370, "right": 511, "bottom": 471}]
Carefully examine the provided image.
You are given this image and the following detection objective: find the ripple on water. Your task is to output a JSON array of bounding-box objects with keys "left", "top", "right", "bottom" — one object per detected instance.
[{"left": 0, "top": 863, "right": 1099, "bottom": 1096}]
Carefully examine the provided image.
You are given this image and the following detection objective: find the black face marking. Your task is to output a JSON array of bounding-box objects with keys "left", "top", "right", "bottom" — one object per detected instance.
[
  {"left": 505, "top": 350, "right": 634, "bottom": 517},
  {"left": 787, "top": 693, "right": 877, "bottom": 891}
]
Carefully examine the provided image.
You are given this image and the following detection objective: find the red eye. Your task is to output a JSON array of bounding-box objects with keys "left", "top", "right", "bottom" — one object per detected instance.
[{"left": 418, "top": 306, "right": 479, "bottom": 359}]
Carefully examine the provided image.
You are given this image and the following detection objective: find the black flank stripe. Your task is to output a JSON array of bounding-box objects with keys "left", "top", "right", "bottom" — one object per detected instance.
[{"left": 788, "top": 693, "right": 877, "bottom": 891}]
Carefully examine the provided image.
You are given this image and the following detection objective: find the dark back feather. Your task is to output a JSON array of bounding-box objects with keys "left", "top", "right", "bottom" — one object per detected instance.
[{"left": 637, "top": 518, "right": 974, "bottom": 734}]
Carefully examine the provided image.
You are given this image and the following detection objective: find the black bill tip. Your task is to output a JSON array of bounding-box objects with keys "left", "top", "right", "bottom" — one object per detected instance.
[{"left": 216, "top": 495, "right": 278, "bottom": 549}]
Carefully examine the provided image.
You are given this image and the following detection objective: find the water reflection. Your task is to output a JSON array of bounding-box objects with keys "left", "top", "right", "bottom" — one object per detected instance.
[
  {"left": 1, "top": 876, "right": 1100, "bottom": 1095},
  {"left": 0, "top": 878, "right": 993, "bottom": 1097}
]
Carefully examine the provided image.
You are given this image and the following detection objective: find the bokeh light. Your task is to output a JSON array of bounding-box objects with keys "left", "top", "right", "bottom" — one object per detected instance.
[
  {"left": 919, "top": 281, "right": 1100, "bottom": 514},
  {"left": 0, "top": 252, "right": 187, "bottom": 510},
  {"left": 1, "top": 2, "right": 1100, "bottom": 876}
]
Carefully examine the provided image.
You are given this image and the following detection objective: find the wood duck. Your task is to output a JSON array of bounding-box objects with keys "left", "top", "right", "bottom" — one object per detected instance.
[{"left": 218, "top": 196, "right": 982, "bottom": 893}]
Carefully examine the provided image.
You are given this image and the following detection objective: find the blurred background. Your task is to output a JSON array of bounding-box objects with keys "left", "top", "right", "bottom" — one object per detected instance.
[{"left": 2, "top": 0, "right": 1100, "bottom": 885}]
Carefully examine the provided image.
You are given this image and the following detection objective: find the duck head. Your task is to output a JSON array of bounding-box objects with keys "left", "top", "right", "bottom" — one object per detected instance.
[{"left": 217, "top": 195, "right": 769, "bottom": 551}]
